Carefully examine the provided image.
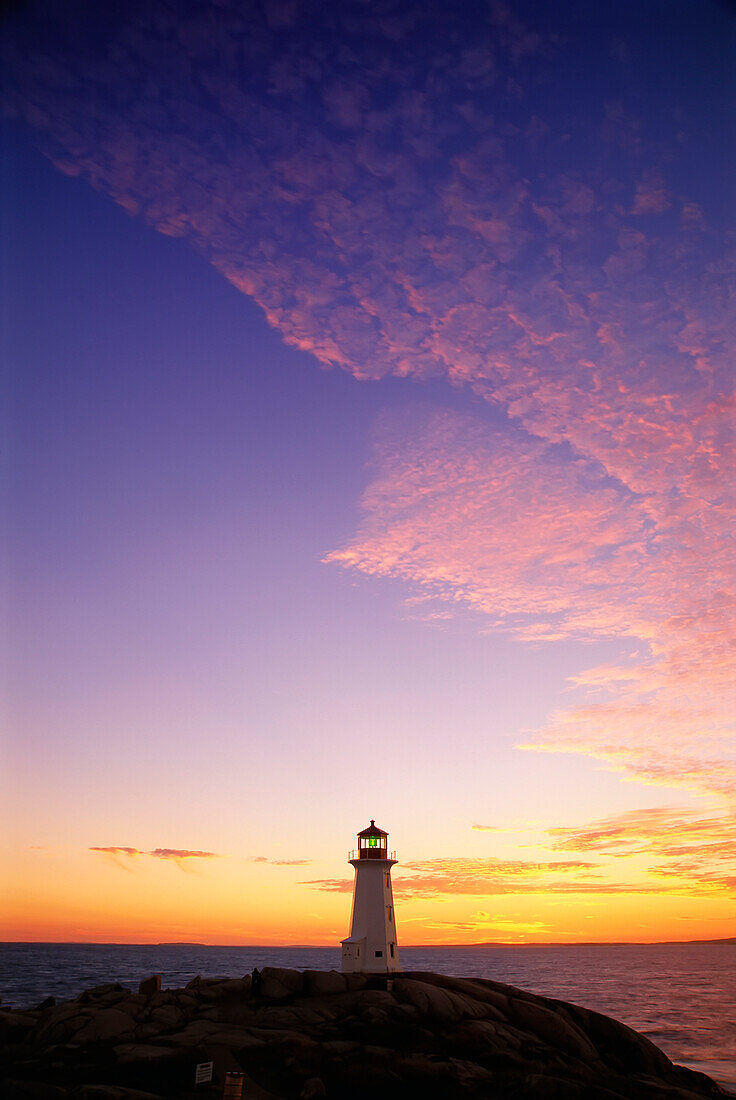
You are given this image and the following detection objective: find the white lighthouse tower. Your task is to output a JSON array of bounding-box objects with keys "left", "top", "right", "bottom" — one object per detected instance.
[{"left": 341, "top": 820, "right": 401, "bottom": 974}]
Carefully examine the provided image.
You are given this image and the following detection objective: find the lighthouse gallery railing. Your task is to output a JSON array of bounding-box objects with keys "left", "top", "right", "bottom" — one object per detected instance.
[{"left": 348, "top": 849, "right": 397, "bottom": 860}]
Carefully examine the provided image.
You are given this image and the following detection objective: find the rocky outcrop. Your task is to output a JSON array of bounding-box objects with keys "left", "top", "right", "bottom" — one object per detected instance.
[{"left": 0, "top": 969, "right": 730, "bottom": 1099}]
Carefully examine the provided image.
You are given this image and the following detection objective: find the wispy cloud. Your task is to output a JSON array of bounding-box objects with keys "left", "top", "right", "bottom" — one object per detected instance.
[
  {"left": 6, "top": 6, "right": 730, "bottom": 428},
  {"left": 394, "top": 857, "right": 606, "bottom": 900},
  {"left": 305, "top": 804, "right": 736, "bottom": 901},
  {"left": 90, "top": 846, "right": 221, "bottom": 870},
  {"left": 304, "top": 843, "right": 734, "bottom": 900},
  {"left": 418, "top": 913, "right": 552, "bottom": 939},
  {"left": 148, "top": 848, "right": 220, "bottom": 861},
  {"left": 249, "top": 856, "right": 312, "bottom": 866},
  {"left": 545, "top": 806, "right": 736, "bottom": 897},
  {"left": 326, "top": 404, "right": 735, "bottom": 803},
  {"left": 300, "top": 878, "right": 353, "bottom": 894},
  {"left": 547, "top": 807, "right": 736, "bottom": 858}
]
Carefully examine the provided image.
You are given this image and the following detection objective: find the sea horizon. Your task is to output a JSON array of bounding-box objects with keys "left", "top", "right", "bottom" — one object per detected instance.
[{"left": 3, "top": 936, "right": 734, "bottom": 948}]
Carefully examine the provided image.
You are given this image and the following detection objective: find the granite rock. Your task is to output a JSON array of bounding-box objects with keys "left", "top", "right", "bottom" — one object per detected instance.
[
  {"left": 302, "top": 971, "right": 347, "bottom": 998},
  {"left": 137, "top": 977, "right": 161, "bottom": 997},
  {"left": 259, "top": 968, "right": 304, "bottom": 1000},
  {"left": 0, "top": 969, "right": 730, "bottom": 1099}
]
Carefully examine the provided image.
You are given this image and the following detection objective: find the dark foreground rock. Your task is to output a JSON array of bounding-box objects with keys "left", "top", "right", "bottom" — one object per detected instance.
[{"left": 0, "top": 969, "right": 729, "bottom": 1099}]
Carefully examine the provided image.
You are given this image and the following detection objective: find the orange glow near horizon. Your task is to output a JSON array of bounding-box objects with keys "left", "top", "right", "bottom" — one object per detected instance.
[{"left": 3, "top": 805, "right": 734, "bottom": 946}]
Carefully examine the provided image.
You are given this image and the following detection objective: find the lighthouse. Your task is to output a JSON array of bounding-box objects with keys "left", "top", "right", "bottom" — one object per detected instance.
[{"left": 341, "top": 820, "right": 401, "bottom": 974}]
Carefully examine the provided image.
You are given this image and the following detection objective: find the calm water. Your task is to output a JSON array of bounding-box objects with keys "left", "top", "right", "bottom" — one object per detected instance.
[{"left": 1, "top": 943, "right": 734, "bottom": 1091}]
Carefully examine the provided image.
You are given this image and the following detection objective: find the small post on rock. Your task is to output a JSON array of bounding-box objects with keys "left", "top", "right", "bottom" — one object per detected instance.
[{"left": 223, "top": 1070, "right": 244, "bottom": 1098}]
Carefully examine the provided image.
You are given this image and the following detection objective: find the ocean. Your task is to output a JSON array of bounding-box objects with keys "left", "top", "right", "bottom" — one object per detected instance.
[{"left": 1, "top": 942, "right": 734, "bottom": 1091}]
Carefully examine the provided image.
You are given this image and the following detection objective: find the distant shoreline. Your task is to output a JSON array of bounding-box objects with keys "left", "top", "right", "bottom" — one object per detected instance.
[{"left": 2, "top": 937, "right": 734, "bottom": 948}]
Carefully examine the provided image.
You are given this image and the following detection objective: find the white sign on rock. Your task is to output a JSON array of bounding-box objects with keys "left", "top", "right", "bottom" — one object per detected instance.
[{"left": 195, "top": 1060, "right": 214, "bottom": 1084}]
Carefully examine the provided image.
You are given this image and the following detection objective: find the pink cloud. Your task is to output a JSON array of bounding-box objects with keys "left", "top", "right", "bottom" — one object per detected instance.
[
  {"left": 631, "top": 173, "right": 672, "bottom": 216},
  {"left": 303, "top": 807, "right": 736, "bottom": 900},
  {"left": 90, "top": 846, "right": 221, "bottom": 870},
  {"left": 547, "top": 807, "right": 734, "bottom": 855},
  {"left": 545, "top": 806, "right": 736, "bottom": 897},
  {"left": 248, "top": 856, "right": 312, "bottom": 866},
  {"left": 326, "top": 404, "right": 735, "bottom": 804},
  {"left": 302, "top": 850, "right": 733, "bottom": 901},
  {"left": 90, "top": 846, "right": 140, "bottom": 857},
  {"left": 148, "top": 848, "right": 220, "bottom": 861},
  {"left": 6, "top": 5, "right": 731, "bottom": 458}
]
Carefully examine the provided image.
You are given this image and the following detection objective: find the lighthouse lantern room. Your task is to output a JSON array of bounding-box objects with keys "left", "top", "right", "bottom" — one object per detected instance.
[{"left": 341, "top": 820, "right": 401, "bottom": 974}]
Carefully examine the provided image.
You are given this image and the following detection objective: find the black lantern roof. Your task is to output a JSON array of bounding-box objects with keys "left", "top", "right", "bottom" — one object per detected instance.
[{"left": 357, "top": 819, "right": 388, "bottom": 838}]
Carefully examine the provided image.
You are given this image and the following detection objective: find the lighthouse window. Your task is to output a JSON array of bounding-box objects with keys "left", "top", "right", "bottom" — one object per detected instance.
[
  {"left": 390, "top": 944, "right": 395, "bottom": 958},
  {"left": 375, "top": 950, "right": 383, "bottom": 958},
  {"left": 368, "top": 837, "right": 378, "bottom": 847},
  {"left": 385, "top": 873, "right": 390, "bottom": 887},
  {"left": 386, "top": 906, "right": 392, "bottom": 922}
]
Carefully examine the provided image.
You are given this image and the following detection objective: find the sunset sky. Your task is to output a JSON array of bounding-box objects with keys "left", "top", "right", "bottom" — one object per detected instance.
[{"left": 2, "top": 0, "right": 734, "bottom": 946}]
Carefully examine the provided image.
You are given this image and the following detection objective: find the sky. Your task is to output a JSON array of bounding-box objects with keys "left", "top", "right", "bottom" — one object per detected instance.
[{"left": 1, "top": 0, "right": 734, "bottom": 946}]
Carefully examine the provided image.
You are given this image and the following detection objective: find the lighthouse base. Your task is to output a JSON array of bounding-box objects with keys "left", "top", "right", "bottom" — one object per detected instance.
[
  {"left": 341, "top": 935, "right": 401, "bottom": 974},
  {"left": 341, "top": 936, "right": 366, "bottom": 972}
]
